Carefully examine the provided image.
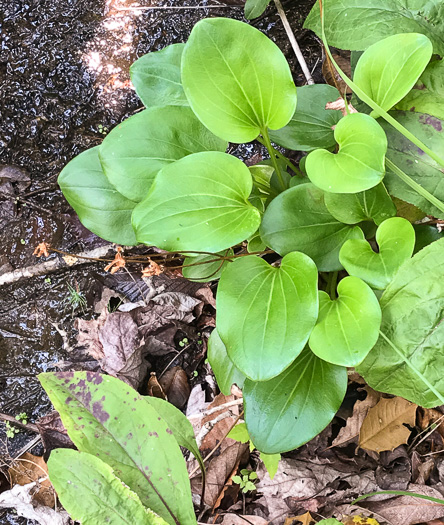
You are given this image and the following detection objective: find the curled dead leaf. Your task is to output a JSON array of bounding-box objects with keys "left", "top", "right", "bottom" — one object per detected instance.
[
  {"left": 8, "top": 453, "right": 54, "bottom": 508},
  {"left": 158, "top": 366, "right": 190, "bottom": 409},
  {"left": 104, "top": 246, "right": 125, "bottom": 274},
  {"left": 33, "top": 242, "right": 50, "bottom": 258}
]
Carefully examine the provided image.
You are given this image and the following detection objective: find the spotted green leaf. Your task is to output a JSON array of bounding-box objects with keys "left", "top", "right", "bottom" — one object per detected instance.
[
  {"left": 217, "top": 252, "right": 318, "bottom": 381},
  {"left": 244, "top": 348, "right": 347, "bottom": 453},
  {"left": 132, "top": 152, "right": 261, "bottom": 252},
  {"left": 308, "top": 276, "right": 382, "bottom": 367},
  {"left": 260, "top": 183, "right": 365, "bottom": 271},
  {"left": 99, "top": 106, "right": 227, "bottom": 202},
  {"left": 130, "top": 44, "right": 188, "bottom": 108},
  {"left": 306, "top": 113, "right": 387, "bottom": 193},
  {"left": 354, "top": 33, "right": 433, "bottom": 118},
  {"left": 340, "top": 217, "right": 416, "bottom": 289},
  {"left": 181, "top": 18, "right": 296, "bottom": 143},
  {"left": 48, "top": 449, "right": 168, "bottom": 525},
  {"left": 58, "top": 147, "right": 137, "bottom": 245}
]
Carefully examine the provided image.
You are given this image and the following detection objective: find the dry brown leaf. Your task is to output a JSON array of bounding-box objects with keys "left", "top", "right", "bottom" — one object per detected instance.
[
  {"left": 359, "top": 397, "right": 417, "bottom": 452},
  {"left": 159, "top": 366, "right": 190, "bottom": 409},
  {"left": 8, "top": 453, "right": 54, "bottom": 508},
  {"left": 332, "top": 387, "right": 381, "bottom": 448},
  {"left": 342, "top": 516, "right": 380, "bottom": 525},
  {"left": 147, "top": 372, "right": 167, "bottom": 399},
  {"left": 322, "top": 52, "right": 352, "bottom": 95},
  {"left": 284, "top": 511, "right": 314, "bottom": 525},
  {"left": 220, "top": 515, "right": 268, "bottom": 525},
  {"left": 360, "top": 484, "right": 444, "bottom": 525},
  {"left": 36, "top": 411, "right": 74, "bottom": 458}
]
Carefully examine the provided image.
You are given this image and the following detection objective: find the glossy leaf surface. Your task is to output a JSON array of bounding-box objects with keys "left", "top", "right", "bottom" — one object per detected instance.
[
  {"left": 305, "top": 113, "right": 387, "bottom": 193},
  {"left": 100, "top": 106, "right": 227, "bottom": 202},
  {"left": 132, "top": 152, "right": 261, "bottom": 252},
  {"left": 269, "top": 84, "right": 341, "bottom": 151},
  {"left": 354, "top": 33, "right": 433, "bottom": 116},
  {"left": 244, "top": 0, "right": 270, "bottom": 19},
  {"left": 308, "top": 276, "right": 382, "bottom": 367},
  {"left": 381, "top": 111, "right": 444, "bottom": 219},
  {"left": 324, "top": 183, "right": 396, "bottom": 225},
  {"left": 217, "top": 252, "right": 318, "bottom": 381},
  {"left": 244, "top": 348, "right": 347, "bottom": 453},
  {"left": 58, "top": 147, "right": 137, "bottom": 245},
  {"left": 181, "top": 18, "right": 296, "bottom": 143},
  {"left": 340, "top": 217, "right": 415, "bottom": 289},
  {"left": 48, "top": 449, "right": 168, "bottom": 525},
  {"left": 39, "top": 372, "right": 196, "bottom": 525},
  {"left": 130, "top": 44, "right": 188, "bottom": 108},
  {"left": 396, "top": 59, "right": 444, "bottom": 120},
  {"left": 357, "top": 239, "right": 444, "bottom": 407},
  {"left": 304, "top": 0, "right": 444, "bottom": 56},
  {"left": 207, "top": 329, "right": 246, "bottom": 396},
  {"left": 260, "top": 183, "right": 365, "bottom": 271},
  {"left": 182, "top": 250, "right": 233, "bottom": 282}
]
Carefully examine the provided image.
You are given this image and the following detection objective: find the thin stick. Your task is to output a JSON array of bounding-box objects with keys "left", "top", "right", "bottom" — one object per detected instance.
[
  {"left": 273, "top": 0, "right": 314, "bottom": 85},
  {"left": 115, "top": 4, "right": 243, "bottom": 11}
]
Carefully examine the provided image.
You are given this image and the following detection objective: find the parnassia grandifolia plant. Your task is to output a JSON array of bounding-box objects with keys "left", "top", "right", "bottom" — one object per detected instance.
[{"left": 58, "top": 13, "right": 444, "bottom": 454}]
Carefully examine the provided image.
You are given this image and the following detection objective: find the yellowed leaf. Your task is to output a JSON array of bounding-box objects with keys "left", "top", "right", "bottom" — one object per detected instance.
[
  {"left": 343, "top": 516, "right": 380, "bottom": 525},
  {"left": 284, "top": 512, "right": 314, "bottom": 525},
  {"left": 359, "top": 397, "right": 417, "bottom": 452}
]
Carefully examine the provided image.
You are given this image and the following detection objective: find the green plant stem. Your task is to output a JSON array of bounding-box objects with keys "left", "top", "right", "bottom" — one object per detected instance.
[
  {"left": 353, "top": 490, "right": 444, "bottom": 505},
  {"left": 318, "top": 0, "right": 444, "bottom": 169},
  {"left": 256, "top": 136, "right": 304, "bottom": 177},
  {"left": 327, "top": 271, "right": 338, "bottom": 299},
  {"left": 385, "top": 158, "right": 444, "bottom": 216},
  {"left": 260, "top": 128, "right": 287, "bottom": 191}
]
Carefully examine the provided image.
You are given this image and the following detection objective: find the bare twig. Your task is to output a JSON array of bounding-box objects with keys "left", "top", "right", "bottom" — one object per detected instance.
[
  {"left": 273, "top": 0, "right": 314, "bottom": 84},
  {"left": 187, "top": 398, "right": 244, "bottom": 420}
]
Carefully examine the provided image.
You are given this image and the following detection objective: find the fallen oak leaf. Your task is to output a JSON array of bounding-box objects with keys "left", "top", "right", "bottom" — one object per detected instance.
[
  {"left": 359, "top": 397, "right": 417, "bottom": 453},
  {"left": 284, "top": 511, "right": 315, "bottom": 525}
]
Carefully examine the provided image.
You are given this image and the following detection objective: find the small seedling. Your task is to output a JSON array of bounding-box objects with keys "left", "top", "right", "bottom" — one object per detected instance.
[
  {"left": 178, "top": 337, "right": 189, "bottom": 348},
  {"left": 5, "top": 421, "right": 19, "bottom": 439},
  {"left": 232, "top": 469, "right": 258, "bottom": 493},
  {"left": 15, "top": 412, "right": 28, "bottom": 425},
  {"left": 64, "top": 282, "right": 87, "bottom": 314},
  {"left": 44, "top": 277, "right": 51, "bottom": 284}
]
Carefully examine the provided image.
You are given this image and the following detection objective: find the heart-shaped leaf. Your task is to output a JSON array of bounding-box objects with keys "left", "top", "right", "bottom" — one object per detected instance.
[
  {"left": 354, "top": 33, "right": 433, "bottom": 117},
  {"left": 356, "top": 238, "right": 444, "bottom": 407},
  {"left": 308, "top": 276, "right": 382, "bottom": 367},
  {"left": 182, "top": 249, "right": 234, "bottom": 282},
  {"left": 181, "top": 17, "right": 297, "bottom": 143},
  {"left": 58, "top": 147, "right": 137, "bottom": 245},
  {"left": 39, "top": 372, "right": 196, "bottom": 525},
  {"left": 244, "top": 348, "right": 347, "bottom": 453},
  {"left": 130, "top": 43, "right": 188, "bottom": 108},
  {"left": 99, "top": 106, "right": 227, "bottom": 202},
  {"left": 217, "top": 252, "right": 318, "bottom": 381},
  {"left": 132, "top": 151, "right": 261, "bottom": 252},
  {"left": 48, "top": 449, "right": 168, "bottom": 525},
  {"left": 340, "top": 217, "right": 416, "bottom": 289},
  {"left": 269, "top": 84, "right": 342, "bottom": 151},
  {"left": 260, "top": 183, "right": 365, "bottom": 271},
  {"left": 324, "top": 183, "right": 396, "bottom": 225},
  {"left": 305, "top": 113, "right": 387, "bottom": 193},
  {"left": 207, "top": 329, "right": 246, "bottom": 396}
]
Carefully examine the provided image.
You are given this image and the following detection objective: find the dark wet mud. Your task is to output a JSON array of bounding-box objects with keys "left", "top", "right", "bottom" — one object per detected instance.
[{"left": 0, "top": 0, "right": 319, "bottom": 521}]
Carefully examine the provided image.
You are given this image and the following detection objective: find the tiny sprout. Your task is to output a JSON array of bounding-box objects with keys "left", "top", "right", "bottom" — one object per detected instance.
[
  {"left": 193, "top": 370, "right": 198, "bottom": 377},
  {"left": 65, "top": 283, "right": 87, "bottom": 314},
  {"left": 45, "top": 277, "right": 51, "bottom": 284},
  {"left": 232, "top": 469, "right": 258, "bottom": 493},
  {"left": 20, "top": 239, "right": 25, "bottom": 245},
  {"left": 5, "top": 421, "right": 20, "bottom": 439}
]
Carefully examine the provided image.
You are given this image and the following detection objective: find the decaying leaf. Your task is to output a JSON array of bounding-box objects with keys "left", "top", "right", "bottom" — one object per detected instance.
[
  {"left": 158, "top": 366, "right": 191, "bottom": 409},
  {"left": 33, "top": 242, "right": 50, "bottom": 258},
  {"left": 359, "top": 484, "right": 444, "bottom": 525},
  {"left": 342, "top": 516, "right": 380, "bottom": 525},
  {"left": 284, "top": 511, "right": 315, "bottom": 525},
  {"left": 332, "top": 387, "right": 381, "bottom": 448},
  {"left": 103, "top": 246, "right": 126, "bottom": 274},
  {"left": 221, "top": 515, "right": 268, "bottom": 525},
  {"left": 322, "top": 52, "right": 352, "bottom": 95},
  {"left": 359, "top": 397, "right": 417, "bottom": 452},
  {"left": 8, "top": 453, "right": 54, "bottom": 508},
  {"left": 147, "top": 372, "right": 167, "bottom": 399},
  {"left": 36, "top": 411, "right": 75, "bottom": 459},
  {"left": 325, "top": 97, "right": 358, "bottom": 117}
]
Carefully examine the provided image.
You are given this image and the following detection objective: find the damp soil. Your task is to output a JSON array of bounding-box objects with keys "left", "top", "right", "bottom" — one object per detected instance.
[{"left": 0, "top": 0, "right": 320, "bottom": 521}]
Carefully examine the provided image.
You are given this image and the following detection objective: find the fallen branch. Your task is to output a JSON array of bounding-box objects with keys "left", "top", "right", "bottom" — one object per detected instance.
[{"left": 0, "top": 245, "right": 113, "bottom": 287}]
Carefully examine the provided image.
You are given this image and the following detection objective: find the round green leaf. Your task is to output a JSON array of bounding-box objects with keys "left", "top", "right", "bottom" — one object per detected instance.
[
  {"left": 356, "top": 238, "right": 444, "bottom": 407},
  {"left": 217, "top": 252, "right": 319, "bottom": 381},
  {"left": 181, "top": 18, "right": 297, "bottom": 143},
  {"left": 324, "top": 183, "right": 396, "bottom": 225},
  {"left": 130, "top": 44, "right": 188, "bottom": 108},
  {"left": 308, "top": 276, "right": 382, "bottom": 367},
  {"left": 244, "top": 348, "right": 347, "bottom": 453},
  {"left": 269, "top": 84, "right": 342, "bottom": 151},
  {"left": 182, "top": 249, "right": 233, "bottom": 282},
  {"left": 340, "top": 217, "right": 416, "bottom": 290},
  {"left": 354, "top": 33, "right": 433, "bottom": 117},
  {"left": 99, "top": 106, "right": 227, "bottom": 202},
  {"left": 48, "top": 449, "right": 168, "bottom": 525},
  {"left": 58, "top": 146, "right": 137, "bottom": 245},
  {"left": 260, "top": 183, "right": 365, "bottom": 271},
  {"left": 208, "top": 329, "right": 246, "bottom": 396},
  {"left": 132, "top": 151, "right": 261, "bottom": 252},
  {"left": 305, "top": 113, "right": 387, "bottom": 193}
]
